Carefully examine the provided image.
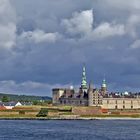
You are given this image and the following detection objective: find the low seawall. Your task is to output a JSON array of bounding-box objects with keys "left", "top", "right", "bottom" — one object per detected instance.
[{"left": 72, "top": 106, "right": 102, "bottom": 115}]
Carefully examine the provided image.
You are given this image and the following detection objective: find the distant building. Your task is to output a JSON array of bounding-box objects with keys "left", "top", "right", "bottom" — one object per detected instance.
[
  {"left": 21, "top": 102, "right": 32, "bottom": 106},
  {"left": 52, "top": 65, "right": 140, "bottom": 109},
  {"left": 0, "top": 101, "right": 22, "bottom": 109}
]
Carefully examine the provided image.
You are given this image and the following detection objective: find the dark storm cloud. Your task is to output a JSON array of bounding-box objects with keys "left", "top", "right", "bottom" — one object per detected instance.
[{"left": 0, "top": 0, "right": 140, "bottom": 95}]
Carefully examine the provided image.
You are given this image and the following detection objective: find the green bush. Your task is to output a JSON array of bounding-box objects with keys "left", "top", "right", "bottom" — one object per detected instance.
[
  {"left": 36, "top": 108, "right": 48, "bottom": 117},
  {"left": 2, "top": 96, "right": 10, "bottom": 102},
  {"left": 19, "top": 110, "right": 25, "bottom": 115}
]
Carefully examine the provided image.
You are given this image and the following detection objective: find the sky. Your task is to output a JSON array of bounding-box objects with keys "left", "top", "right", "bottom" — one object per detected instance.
[{"left": 0, "top": 0, "right": 140, "bottom": 96}]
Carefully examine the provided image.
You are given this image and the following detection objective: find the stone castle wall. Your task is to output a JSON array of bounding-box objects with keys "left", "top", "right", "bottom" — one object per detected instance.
[
  {"left": 102, "top": 98, "right": 140, "bottom": 109},
  {"left": 72, "top": 106, "right": 102, "bottom": 115}
]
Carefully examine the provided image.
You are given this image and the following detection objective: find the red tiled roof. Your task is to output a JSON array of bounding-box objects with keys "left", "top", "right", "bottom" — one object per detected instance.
[{"left": 0, "top": 106, "right": 6, "bottom": 110}]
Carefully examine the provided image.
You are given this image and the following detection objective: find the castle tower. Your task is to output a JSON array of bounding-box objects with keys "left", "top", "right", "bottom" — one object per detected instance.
[
  {"left": 88, "top": 81, "right": 94, "bottom": 92},
  {"left": 80, "top": 65, "right": 88, "bottom": 93},
  {"left": 88, "top": 82, "right": 94, "bottom": 106},
  {"left": 101, "top": 78, "right": 107, "bottom": 96}
]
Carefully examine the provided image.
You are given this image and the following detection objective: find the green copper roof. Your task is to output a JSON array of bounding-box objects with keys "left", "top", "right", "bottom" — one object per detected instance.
[
  {"left": 81, "top": 65, "right": 87, "bottom": 89},
  {"left": 102, "top": 79, "right": 107, "bottom": 88},
  {"left": 103, "top": 79, "right": 106, "bottom": 84}
]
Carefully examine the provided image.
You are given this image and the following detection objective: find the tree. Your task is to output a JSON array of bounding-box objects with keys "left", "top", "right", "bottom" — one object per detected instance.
[
  {"left": 33, "top": 100, "right": 38, "bottom": 105},
  {"left": 36, "top": 108, "right": 48, "bottom": 117},
  {"left": 44, "top": 100, "right": 52, "bottom": 104},
  {"left": 2, "top": 96, "right": 10, "bottom": 102}
]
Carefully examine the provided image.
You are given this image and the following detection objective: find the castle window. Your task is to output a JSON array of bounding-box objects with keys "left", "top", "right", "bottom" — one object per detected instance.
[
  {"left": 115, "top": 105, "right": 117, "bottom": 109},
  {"left": 131, "top": 106, "right": 133, "bottom": 109},
  {"left": 123, "top": 100, "right": 125, "bottom": 104},
  {"left": 123, "top": 105, "right": 125, "bottom": 109},
  {"left": 98, "top": 101, "right": 102, "bottom": 104}
]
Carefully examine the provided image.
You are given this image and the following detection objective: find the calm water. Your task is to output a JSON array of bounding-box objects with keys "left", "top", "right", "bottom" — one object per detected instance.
[{"left": 0, "top": 120, "right": 140, "bottom": 140}]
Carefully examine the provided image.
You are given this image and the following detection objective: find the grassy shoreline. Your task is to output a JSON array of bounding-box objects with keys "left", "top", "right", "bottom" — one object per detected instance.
[
  {"left": 1, "top": 105, "right": 140, "bottom": 120},
  {"left": 0, "top": 118, "right": 140, "bottom": 120},
  {"left": 0, "top": 115, "right": 140, "bottom": 120}
]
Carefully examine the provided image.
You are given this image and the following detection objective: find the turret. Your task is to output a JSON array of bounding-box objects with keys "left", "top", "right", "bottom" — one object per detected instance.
[
  {"left": 101, "top": 78, "right": 107, "bottom": 96},
  {"left": 52, "top": 88, "right": 65, "bottom": 105},
  {"left": 80, "top": 65, "right": 88, "bottom": 93}
]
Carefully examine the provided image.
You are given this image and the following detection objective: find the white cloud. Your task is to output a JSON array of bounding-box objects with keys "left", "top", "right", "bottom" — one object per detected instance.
[
  {"left": 89, "top": 22, "right": 125, "bottom": 40},
  {"left": 61, "top": 10, "right": 93, "bottom": 36},
  {"left": 103, "top": 0, "right": 140, "bottom": 10},
  {"left": 0, "top": 0, "right": 17, "bottom": 49},
  {"left": 0, "top": 80, "right": 51, "bottom": 95},
  {"left": 126, "top": 15, "right": 140, "bottom": 38},
  {"left": 0, "top": 23, "right": 16, "bottom": 48},
  {"left": 95, "top": 1, "right": 140, "bottom": 39},
  {"left": 0, "top": 80, "right": 75, "bottom": 96},
  {"left": 130, "top": 40, "right": 140, "bottom": 49},
  {"left": 20, "top": 29, "right": 61, "bottom": 43},
  {"left": 0, "top": 0, "right": 140, "bottom": 93},
  {"left": 62, "top": 10, "right": 125, "bottom": 40}
]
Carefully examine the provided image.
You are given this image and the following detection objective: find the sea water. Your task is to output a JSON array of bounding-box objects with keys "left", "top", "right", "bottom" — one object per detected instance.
[{"left": 0, "top": 120, "right": 140, "bottom": 140}]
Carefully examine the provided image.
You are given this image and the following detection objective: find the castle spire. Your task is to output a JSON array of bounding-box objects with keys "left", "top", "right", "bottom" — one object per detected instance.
[
  {"left": 101, "top": 77, "right": 107, "bottom": 96},
  {"left": 102, "top": 78, "right": 107, "bottom": 88},
  {"left": 81, "top": 65, "right": 87, "bottom": 89}
]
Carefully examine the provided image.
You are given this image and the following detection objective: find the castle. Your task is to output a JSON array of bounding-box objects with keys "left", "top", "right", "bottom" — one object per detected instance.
[{"left": 52, "top": 66, "right": 140, "bottom": 109}]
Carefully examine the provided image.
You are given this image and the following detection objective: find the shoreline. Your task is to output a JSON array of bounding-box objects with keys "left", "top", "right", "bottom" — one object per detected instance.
[{"left": 0, "top": 117, "right": 140, "bottom": 120}]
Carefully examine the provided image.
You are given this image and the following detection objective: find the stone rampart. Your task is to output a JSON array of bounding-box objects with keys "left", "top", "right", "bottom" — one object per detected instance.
[{"left": 72, "top": 107, "right": 102, "bottom": 115}]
